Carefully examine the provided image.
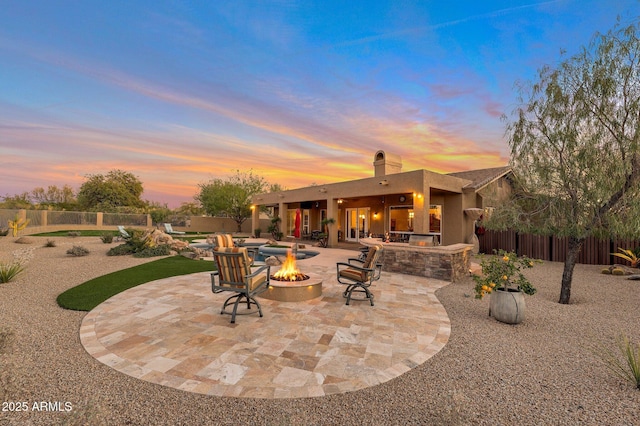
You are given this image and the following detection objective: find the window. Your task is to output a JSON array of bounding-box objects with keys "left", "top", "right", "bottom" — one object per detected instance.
[{"left": 429, "top": 205, "right": 442, "bottom": 234}]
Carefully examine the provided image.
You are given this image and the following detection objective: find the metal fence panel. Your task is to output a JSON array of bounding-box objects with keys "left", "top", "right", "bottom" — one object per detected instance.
[
  {"left": 518, "top": 234, "right": 550, "bottom": 260},
  {"left": 481, "top": 230, "right": 627, "bottom": 266},
  {"left": 48, "top": 211, "right": 97, "bottom": 225},
  {"left": 103, "top": 213, "right": 147, "bottom": 226},
  {"left": 479, "top": 230, "right": 516, "bottom": 254},
  {"left": 25, "top": 210, "right": 42, "bottom": 227},
  {"left": 0, "top": 209, "right": 20, "bottom": 228}
]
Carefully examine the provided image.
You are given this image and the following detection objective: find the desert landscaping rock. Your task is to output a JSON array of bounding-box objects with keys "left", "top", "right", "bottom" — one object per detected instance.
[{"left": 0, "top": 236, "right": 638, "bottom": 425}]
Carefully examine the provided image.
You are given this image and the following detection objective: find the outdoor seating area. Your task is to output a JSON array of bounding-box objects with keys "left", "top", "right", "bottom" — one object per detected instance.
[{"left": 80, "top": 247, "right": 451, "bottom": 398}]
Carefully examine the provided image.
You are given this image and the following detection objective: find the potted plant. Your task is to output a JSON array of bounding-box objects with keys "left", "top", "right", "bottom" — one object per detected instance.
[{"left": 473, "top": 249, "right": 538, "bottom": 324}]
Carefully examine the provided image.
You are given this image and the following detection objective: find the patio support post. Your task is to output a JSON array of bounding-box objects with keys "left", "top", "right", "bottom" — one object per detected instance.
[
  {"left": 279, "top": 202, "right": 286, "bottom": 235},
  {"left": 326, "top": 198, "right": 339, "bottom": 248},
  {"left": 413, "top": 190, "right": 428, "bottom": 235},
  {"left": 251, "top": 205, "right": 260, "bottom": 237}
]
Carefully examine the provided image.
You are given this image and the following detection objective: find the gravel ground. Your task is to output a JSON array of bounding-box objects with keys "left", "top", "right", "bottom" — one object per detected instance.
[{"left": 0, "top": 236, "right": 638, "bottom": 425}]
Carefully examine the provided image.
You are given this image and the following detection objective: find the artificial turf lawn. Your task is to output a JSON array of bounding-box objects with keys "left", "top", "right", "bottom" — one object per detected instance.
[{"left": 56, "top": 256, "right": 215, "bottom": 311}]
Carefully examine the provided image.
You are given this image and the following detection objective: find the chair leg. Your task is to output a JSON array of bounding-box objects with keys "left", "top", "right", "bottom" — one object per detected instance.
[
  {"left": 345, "top": 284, "right": 374, "bottom": 306},
  {"left": 220, "top": 293, "right": 264, "bottom": 323}
]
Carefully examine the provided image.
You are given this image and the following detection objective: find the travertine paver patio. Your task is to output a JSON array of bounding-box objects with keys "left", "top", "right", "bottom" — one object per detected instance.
[{"left": 80, "top": 251, "right": 451, "bottom": 399}]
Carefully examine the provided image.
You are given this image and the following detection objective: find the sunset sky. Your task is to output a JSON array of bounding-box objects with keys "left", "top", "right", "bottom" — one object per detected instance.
[{"left": 1, "top": 1, "right": 638, "bottom": 207}]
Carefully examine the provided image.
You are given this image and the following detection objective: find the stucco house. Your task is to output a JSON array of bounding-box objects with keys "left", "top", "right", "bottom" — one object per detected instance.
[{"left": 251, "top": 150, "right": 512, "bottom": 248}]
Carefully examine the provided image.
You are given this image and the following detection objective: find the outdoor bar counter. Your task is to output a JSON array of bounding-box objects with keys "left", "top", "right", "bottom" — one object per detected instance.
[{"left": 358, "top": 237, "right": 472, "bottom": 282}]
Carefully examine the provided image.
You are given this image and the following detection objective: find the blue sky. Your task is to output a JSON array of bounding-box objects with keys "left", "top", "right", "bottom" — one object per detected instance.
[{"left": 1, "top": 1, "right": 638, "bottom": 207}]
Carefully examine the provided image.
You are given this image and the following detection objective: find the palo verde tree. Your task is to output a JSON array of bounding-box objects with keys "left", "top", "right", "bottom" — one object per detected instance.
[
  {"left": 492, "top": 19, "right": 640, "bottom": 304},
  {"left": 196, "top": 170, "right": 270, "bottom": 232}
]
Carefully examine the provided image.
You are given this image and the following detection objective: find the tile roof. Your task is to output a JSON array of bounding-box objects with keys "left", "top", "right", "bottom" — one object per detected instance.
[{"left": 447, "top": 166, "right": 512, "bottom": 190}]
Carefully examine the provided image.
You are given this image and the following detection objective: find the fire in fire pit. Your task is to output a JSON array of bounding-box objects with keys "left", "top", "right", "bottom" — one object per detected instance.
[{"left": 271, "top": 250, "right": 309, "bottom": 282}]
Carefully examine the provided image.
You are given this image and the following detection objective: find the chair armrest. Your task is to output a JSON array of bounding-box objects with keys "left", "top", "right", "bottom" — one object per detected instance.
[
  {"left": 336, "top": 262, "right": 373, "bottom": 273},
  {"left": 210, "top": 271, "right": 223, "bottom": 293},
  {"left": 346, "top": 258, "right": 365, "bottom": 266},
  {"left": 246, "top": 264, "right": 270, "bottom": 278}
]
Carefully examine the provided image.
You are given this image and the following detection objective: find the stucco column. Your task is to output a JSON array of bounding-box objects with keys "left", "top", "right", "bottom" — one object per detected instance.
[
  {"left": 413, "top": 192, "right": 428, "bottom": 234},
  {"left": 278, "top": 201, "right": 286, "bottom": 236},
  {"left": 326, "top": 198, "right": 340, "bottom": 247},
  {"left": 251, "top": 205, "right": 260, "bottom": 237}
]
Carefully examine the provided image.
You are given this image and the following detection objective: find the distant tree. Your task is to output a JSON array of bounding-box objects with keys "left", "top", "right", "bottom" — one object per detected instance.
[
  {"left": 0, "top": 192, "right": 32, "bottom": 209},
  {"left": 196, "top": 170, "right": 270, "bottom": 232},
  {"left": 31, "top": 185, "right": 77, "bottom": 209},
  {"left": 492, "top": 19, "right": 640, "bottom": 304},
  {"left": 77, "top": 170, "right": 145, "bottom": 212},
  {"left": 146, "top": 201, "right": 172, "bottom": 226},
  {"left": 174, "top": 202, "right": 205, "bottom": 217}
]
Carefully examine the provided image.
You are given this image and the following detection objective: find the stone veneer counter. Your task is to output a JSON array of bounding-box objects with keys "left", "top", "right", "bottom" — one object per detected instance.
[{"left": 359, "top": 238, "right": 472, "bottom": 282}]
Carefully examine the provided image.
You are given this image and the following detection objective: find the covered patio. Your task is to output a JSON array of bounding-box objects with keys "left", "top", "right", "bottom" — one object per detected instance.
[{"left": 251, "top": 150, "right": 512, "bottom": 248}]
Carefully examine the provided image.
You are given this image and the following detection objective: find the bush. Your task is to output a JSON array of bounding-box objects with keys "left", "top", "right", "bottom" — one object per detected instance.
[
  {"left": 44, "top": 239, "right": 57, "bottom": 248},
  {"left": 133, "top": 245, "right": 171, "bottom": 258},
  {"left": 597, "top": 334, "right": 640, "bottom": 390},
  {"left": 107, "top": 244, "right": 135, "bottom": 256},
  {"left": 473, "top": 250, "right": 538, "bottom": 299},
  {"left": 67, "top": 231, "right": 81, "bottom": 237},
  {"left": 100, "top": 233, "right": 114, "bottom": 244},
  {"left": 67, "top": 246, "right": 90, "bottom": 257},
  {"left": 0, "top": 262, "right": 25, "bottom": 283},
  {"left": 0, "top": 229, "right": 8, "bottom": 237}
]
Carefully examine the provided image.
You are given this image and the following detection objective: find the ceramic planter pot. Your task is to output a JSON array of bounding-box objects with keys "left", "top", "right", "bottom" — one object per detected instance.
[{"left": 489, "top": 288, "right": 525, "bottom": 324}]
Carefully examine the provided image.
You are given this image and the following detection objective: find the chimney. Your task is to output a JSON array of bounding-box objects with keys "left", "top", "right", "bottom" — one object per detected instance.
[{"left": 373, "top": 150, "right": 402, "bottom": 177}]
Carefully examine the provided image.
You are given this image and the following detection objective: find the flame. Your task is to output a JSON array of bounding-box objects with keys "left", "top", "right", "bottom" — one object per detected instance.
[{"left": 272, "top": 250, "right": 308, "bottom": 281}]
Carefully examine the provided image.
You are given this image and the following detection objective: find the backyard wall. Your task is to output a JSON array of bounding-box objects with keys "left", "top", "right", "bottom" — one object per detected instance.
[
  {"left": 479, "top": 229, "right": 638, "bottom": 266},
  {"left": 0, "top": 209, "right": 271, "bottom": 236}
]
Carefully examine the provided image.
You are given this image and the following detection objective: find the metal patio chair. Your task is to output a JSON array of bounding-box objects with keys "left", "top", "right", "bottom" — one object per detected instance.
[
  {"left": 211, "top": 247, "right": 270, "bottom": 323},
  {"left": 336, "top": 244, "right": 383, "bottom": 306}
]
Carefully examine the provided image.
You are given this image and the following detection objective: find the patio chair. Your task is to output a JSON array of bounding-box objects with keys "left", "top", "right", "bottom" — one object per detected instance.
[
  {"left": 212, "top": 233, "right": 234, "bottom": 248},
  {"left": 117, "top": 226, "right": 130, "bottom": 241},
  {"left": 212, "top": 233, "right": 258, "bottom": 265},
  {"left": 164, "top": 223, "right": 185, "bottom": 235},
  {"left": 336, "top": 244, "right": 383, "bottom": 306},
  {"left": 211, "top": 247, "right": 270, "bottom": 323}
]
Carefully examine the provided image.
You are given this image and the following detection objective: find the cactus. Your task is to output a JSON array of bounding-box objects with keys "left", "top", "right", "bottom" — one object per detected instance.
[{"left": 7, "top": 215, "right": 29, "bottom": 237}]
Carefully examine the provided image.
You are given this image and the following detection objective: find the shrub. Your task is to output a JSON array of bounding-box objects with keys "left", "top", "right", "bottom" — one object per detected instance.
[
  {"left": 0, "top": 228, "right": 8, "bottom": 237},
  {"left": 612, "top": 247, "right": 640, "bottom": 267},
  {"left": 100, "top": 233, "right": 114, "bottom": 244},
  {"left": 473, "top": 249, "right": 539, "bottom": 299},
  {"left": 254, "top": 228, "right": 262, "bottom": 238},
  {"left": 67, "top": 231, "right": 81, "bottom": 237},
  {"left": 597, "top": 334, "right": 640, "bottom": 390},
  {"left": 44, "top": 239, "right": 57, "bottom": 248},
  {"left": 107, "top": 244, "right": 135, "bottom": 256},
  {"left": 0, "top": 262, "right": 25, "bottom": 283},
  {"left": 0, "top": 248, "right": 34, "bottom": 283},
  {"left": 133, "top": 245, "right": 171, "bottom": 258},
  {"left": 67, "top": 246, "right": 90, "bottom": 257}
]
